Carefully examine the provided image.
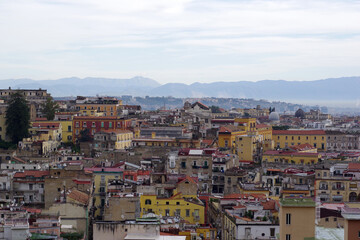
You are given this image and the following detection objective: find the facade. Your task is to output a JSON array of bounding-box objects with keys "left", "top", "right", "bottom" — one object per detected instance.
[
  {"left": 94, "top": 130, "right": 133, "bottom": 150},
  {"left": 315, "top": 164, "right": 360, "bottom": 203},
  {"left": 75, "top": 97, "right": 122, "bottom": 117},
  {"left": 326, "top": 130, "right": 360, "bottom": 151},
  {"left": 173, "top": 148, "right": 216, "bottom": 193},
  {"left": 263, "top": 151, "right": 320, "bottom": 165},
  {"left": 272, "top": 130, "right": 327, "bottom": 151},
  {"left": 279, "top": 198, "right": 315, "bottom": 240},
  {"left": 72, "top": 116, "right": 132, "bottom": 142},
  {"left": 13, "top": 170, "right": 49, "bottom": 206},
  {"left": 140, "top": 193, "right": 205, "bottom": 224}
]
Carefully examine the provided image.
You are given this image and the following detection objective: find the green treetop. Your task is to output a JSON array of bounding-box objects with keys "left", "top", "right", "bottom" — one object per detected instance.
[{"left": 5, "top": 92, "right": 30, "bottom": 144}]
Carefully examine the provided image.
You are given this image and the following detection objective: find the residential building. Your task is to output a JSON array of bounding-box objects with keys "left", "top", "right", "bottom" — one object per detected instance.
[
  {"left": 72, "top": 116, "right": 132, "bottom": 142},
  {"left": 94, "top": 130, "right": 133, "bottom": 150},
  {"left": 272, "top": 130, "right": 327, "bottom": 151},
  {"left": 140, "top": 192, "right": 205, "bottom": 224},
  {"left": 279, "top": 198, "right": 315, "bottom": 240}
]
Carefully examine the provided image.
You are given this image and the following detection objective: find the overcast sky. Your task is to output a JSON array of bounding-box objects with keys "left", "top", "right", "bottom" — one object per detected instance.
[{"left": 1, "top": 0, "right": 360, "bottom": 84}]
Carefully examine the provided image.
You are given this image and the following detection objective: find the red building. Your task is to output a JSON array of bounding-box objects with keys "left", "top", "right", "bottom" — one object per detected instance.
[{"left": 72, "top": 116, "right": 132, "bottom": 142}]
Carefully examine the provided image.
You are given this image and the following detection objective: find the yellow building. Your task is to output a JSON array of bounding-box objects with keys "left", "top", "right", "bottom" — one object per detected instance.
[
  {"left": 235, "top": 135, "right": 257, "bottom": 162},
  {"left": 263, "top": 151, "right": 320, "bottom": 165},
  {"left": 179, "top": 227, "right": 217, "bottom": 240},
  {"left": 76, "top": 99, "right": 122, "bottom": 117},
  {"left": 234, "top": 118, "right": 257, "bottom": 132},
  {"left": 140, "top": 193, "right": 205, "bottom": 224},
  {"left": 272, "top": 130, "right": 326, "bottom": 151},
  {"left": 218, "top": 125, "right": 246, "bottom": 149},
  {"left": 29, "top": 122, "right": 62, "bottom": 142},
  {"left": 222, "top": 209, "right": 237, "bottom": 240},
  {"left": 279, "top": 198, "right": 315, "bottom": 240},
  {"left": 132, "top": 138, "right": 200, "bottom": 148},
  {"left": 32, "top": 120, "right": 73, "bottom": 143},
  {"left": 91, "top": 168, "right": 123, "bottom": 217},
  {"left": 94, "top": 130, "right": 133, "bottom": 150},
  {"left": 234, "top": 124, "right": 273, "bottom": 162}
]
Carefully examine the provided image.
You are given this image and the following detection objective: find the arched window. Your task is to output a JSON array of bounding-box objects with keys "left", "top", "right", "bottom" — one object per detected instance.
[{"left": 145, "top": 199, "right": 152, "bottom": 205}]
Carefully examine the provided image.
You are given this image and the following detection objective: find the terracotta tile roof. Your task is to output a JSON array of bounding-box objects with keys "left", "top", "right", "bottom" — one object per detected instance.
[
  {"left": 14, "top": 170, "right": 49, "bottom": 178},
  {"left": 273, "top": 130, "right": 325, "bottom": 135},
  {"left": 219, "top": 125, "right": 243, "bottom": 133},
  {"left": 261, "top": 200, "right": 276, "bottom": 210},
  {"left": 191, "top": 101, "right": 209, "bottom": 110},
  {"left": 347, "top": 163, "right": 360, "bottom": 172},
  {"left": 67, "top": 189, "right": 89, "bottom": 205},
  {"left": 288, "top": 143, "right": 316, "bottom": 151},
  {"left": 178, "top": 176, "right": 198, "bottom": 185},
  {"left": 256, "top": 124, "right": 271, "bottom": 129}
]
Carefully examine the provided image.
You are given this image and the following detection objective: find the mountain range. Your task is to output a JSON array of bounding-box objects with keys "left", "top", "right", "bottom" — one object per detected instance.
[{"left": 0, "top": 76, "right": 359, "bottom": 107}]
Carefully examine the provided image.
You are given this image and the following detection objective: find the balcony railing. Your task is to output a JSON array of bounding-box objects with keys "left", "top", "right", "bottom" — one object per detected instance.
[
  {"left": 319, "top": 186, "right": 328, "bottom": 190},
  {"left": 332, "top": 186, "right": 345, "bottom": 190}
]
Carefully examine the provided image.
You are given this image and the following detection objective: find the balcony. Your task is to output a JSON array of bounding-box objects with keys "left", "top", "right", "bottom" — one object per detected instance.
[
  {"left": 319, "top": 186, "right": 328, "bottom": 190},
  {"left": 332, "top": 186, "right": 345, "bottom": 190}
]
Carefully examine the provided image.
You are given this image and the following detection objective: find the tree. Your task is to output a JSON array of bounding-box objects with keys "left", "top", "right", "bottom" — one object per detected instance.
[
  {"left": 79, "top": 128, "right": 92, "bottom": 142},
  {"left": 210, "top": 105, "right": 222, "bottom": 113},
  {"left": 42, "top": 97, "right": 59, "bottom": 120},
  {"left": 6, "top": 92, "right": 30, "bottom": 144}
]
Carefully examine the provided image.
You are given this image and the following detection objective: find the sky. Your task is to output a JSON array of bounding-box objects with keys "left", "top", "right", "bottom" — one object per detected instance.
[{"left": 1, "top": 0, "right": 360, "bottom": 84}]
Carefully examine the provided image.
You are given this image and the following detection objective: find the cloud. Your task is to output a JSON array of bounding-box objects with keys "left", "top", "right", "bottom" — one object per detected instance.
[{"left": 0, "top": 0, "right": 360, "bottom": 83}]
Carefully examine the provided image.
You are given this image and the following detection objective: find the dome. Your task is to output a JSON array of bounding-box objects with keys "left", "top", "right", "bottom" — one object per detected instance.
[
  {"left": 295, "top": 109, "right": 305, "bottom": 118},
  {"left": 269, "top": 112, "right": 280, "bottom": 121}
]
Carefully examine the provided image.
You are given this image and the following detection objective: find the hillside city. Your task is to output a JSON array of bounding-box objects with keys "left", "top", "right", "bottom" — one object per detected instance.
[{"left": 1, "top": 88, "right": 360, "bottom": 240}]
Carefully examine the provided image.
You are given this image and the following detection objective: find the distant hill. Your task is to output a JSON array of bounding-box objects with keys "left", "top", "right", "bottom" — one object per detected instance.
[
  {"left": 0, "top": 76, "right": 359, "bottom": 106},
  {"left": 0, "top": 76, "right": 161, "bottom": 97}
]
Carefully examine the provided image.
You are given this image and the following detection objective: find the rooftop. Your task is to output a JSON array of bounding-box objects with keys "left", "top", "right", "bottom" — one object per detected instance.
[{"left": 280, "top": 198, "right": 315, "bottom": 207}]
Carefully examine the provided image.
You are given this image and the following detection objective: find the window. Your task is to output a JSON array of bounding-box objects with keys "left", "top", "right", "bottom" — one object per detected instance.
[
  {"left": 83, "top": 122, "right": 87, "bottom": 127},
  {"left": 186, "top": 209, "right": 190, "bottom": 217},
  {"left": 314, "top": 136, "right": 317, "bottom": 140},
  {"left": 286, "top": 234, "right": 291, "bottom": 240},
  {"left": 166, "top": 201, "right": 169, "bottom": 205},
  {"left": 325, "top": 217, "right": 329, "bottom": 222},
  {"left": 334, "top": 218, "right": 337, "bottom": 222},
  {"left": 176, "top": 202, "right": 180, "bottom": 205},
  {"left": 175, "top": 209, "right": 181, "bottom": 216},
  {"left": 92, "top": 122, "right": 95, "bottom": 127},
  {"left": 109, "top": 122, "right": 112, "bottom": 128},
  {"left": 145, "top": 199, "right": 152, "bottom": 205},
  {"left": 181, "top": 162, "right": 186, "bottom": 168},
  {"left": 286, "top": 213, "right": 291, "bottom": 225},
  {"left": 270, "top": 228, "right": 275, "bottom": 237},
  {"left": 298, "top": 136, "right": 300, "bottom": 140},
  {"left": 75, "top": 122, "right": 79, "bottom": 127},
  {"left": 314, "top": 143, "right": 317, "bottom": 148},
  {"left": 101, "top": 122, "right": 104, "bottom": 128},
  {"left": 165, "top": 209, "right": 170, "bottom": 216}
]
